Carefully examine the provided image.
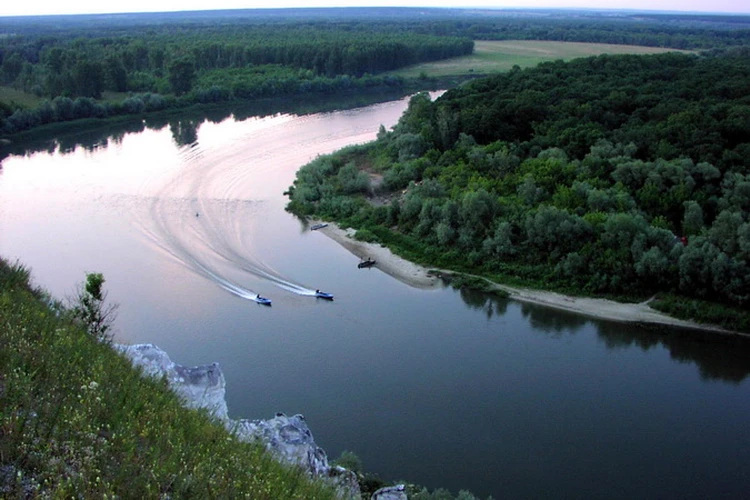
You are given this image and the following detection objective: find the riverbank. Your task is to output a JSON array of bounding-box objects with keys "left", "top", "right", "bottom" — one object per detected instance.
[
  {"left": 317, "top": 224, "right": 442, "bottom": 290},
  {"left": 320, "top": 222, "right": 743, "bottom": 337}
]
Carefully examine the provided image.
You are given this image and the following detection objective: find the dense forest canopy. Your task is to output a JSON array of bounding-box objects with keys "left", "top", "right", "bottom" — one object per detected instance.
[
  {"left": 0, "top": 20, "right": 471, "bottom": 98},
  {"left": 2, "top": 7, "right": 750, "bottom": 136},
  {"left": 287, "top": 49, "right": 750, "bottom": 330}
]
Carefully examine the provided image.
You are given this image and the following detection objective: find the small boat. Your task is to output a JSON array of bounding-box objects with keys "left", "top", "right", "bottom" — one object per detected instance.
[
  {"left": 314, "top": 289, "right": 334, "bottom": 300},
  {"left": 310, "top": 223, "right": 328, "bottom": 231},
  {"left": 357, "top": 258, "right": 376, "bottom": 269},
  {"left": 255, "top": 294, "right": 272, "bottom": 306}
]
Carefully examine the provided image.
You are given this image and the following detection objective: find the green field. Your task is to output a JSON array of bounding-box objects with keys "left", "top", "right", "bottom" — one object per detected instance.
[
  {"left": 0, "top": 86, "right": 43, "bottom": 108},
  {"left": 388, "top": 40, "right": 689, "bottom": 78}
]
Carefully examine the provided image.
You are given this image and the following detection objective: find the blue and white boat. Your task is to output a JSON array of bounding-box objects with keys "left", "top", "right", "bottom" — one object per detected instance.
[
  {"left": 314, "top": 290, "right": 334, "bottom": 300},
  {"left": 255, "top": 294, "right": 272, "bottom": 306}
]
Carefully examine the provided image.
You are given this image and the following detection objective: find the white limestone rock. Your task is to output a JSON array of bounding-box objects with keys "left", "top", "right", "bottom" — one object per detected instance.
[
  {"left": 116, "top": 343, "right": 229, "bottom": 421},
  {"left": 372, "top": 484, "right": 408, "bottom": 500},
  {"left": 233, "top": 413, "right": 329, "bottom": 476}
]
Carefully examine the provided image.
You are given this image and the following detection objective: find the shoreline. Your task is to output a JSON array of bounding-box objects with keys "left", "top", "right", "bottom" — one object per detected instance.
[
  {"left": 318, "top": 223, "right": 442, "bottom": 290},
  {"left": 319, "top": 222, "right": 744, "bottom": 337}
]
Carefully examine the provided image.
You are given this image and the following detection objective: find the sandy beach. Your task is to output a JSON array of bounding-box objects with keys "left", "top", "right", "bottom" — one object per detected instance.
[
  {"left": 318, "top": 223, "right": 442, "bottom": 290},
  {"left": 319, "top": 222, "right": 743, "bottom": 336}
]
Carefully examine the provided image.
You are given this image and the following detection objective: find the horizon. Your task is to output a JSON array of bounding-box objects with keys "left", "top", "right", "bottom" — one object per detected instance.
[{"left": 1, "top": 1, "right": 749, "bottom": 18}]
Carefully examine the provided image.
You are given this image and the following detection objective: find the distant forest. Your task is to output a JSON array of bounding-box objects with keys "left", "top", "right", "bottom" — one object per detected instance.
[
  {"left": 286, "top": 48, "right": 750, "bottom": 331},
  {"left": 1, "top": 7, "right": 750, "bottom": 135}
]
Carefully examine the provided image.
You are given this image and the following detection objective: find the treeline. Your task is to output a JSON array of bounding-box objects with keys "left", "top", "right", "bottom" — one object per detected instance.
[
  {"left": 286, "top": 50, "right": 750, "bottom": 331},
  {"left": 451, "top": 18, "right": 750, "bottom": 50},
  {"left": 0, "top": 72, "right": 409, "bottom": 135},
  {"left": 0, "top": 18, "right": 471, "bottom": 92},
  {"left": 3, "top": 8, "right": 749, "bottom": 137},
  {"left": 0, "top": 28, "right": 471, "bottom": 98},
  {"left": 0, "top": 16, "right": 474, "bottom": 135}
]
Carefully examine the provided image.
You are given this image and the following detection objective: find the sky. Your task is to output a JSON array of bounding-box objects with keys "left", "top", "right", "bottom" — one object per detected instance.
[{"left": 0, "top": 0, "right": 748, "bottom": 17}]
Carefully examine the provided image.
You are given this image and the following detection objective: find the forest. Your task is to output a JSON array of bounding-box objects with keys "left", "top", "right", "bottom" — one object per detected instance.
[
  {"left": 286, "top": 48, "right": 750, "bottom": 332},
  {"left": 2, "top": 7, "right": 750, "bottom": 136}
]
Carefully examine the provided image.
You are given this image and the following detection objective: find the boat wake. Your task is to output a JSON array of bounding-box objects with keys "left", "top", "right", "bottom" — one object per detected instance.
[{"left": 134, "top": 130, "right": 320, "bottom": 303}]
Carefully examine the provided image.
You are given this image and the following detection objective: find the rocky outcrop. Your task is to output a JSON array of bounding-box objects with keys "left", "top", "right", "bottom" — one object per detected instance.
[
  {"left": 116, "top": 343, "right": 360, "bottom": 499},
  {"left": 233, "top": 413, "right": 329, "bottom": 476},
  {"left": 117, "top": 343, "right": 229, "bottom": 420},
  {"left": 372, "top": 484, "right": 408, "bottom": 500}
]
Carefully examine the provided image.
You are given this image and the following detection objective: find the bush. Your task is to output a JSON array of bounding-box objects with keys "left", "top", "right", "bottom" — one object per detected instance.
[
  {"left": 71, "top": 272, "right": 118, "bottom": 342},
  {"left": 354, "top": 228, "right": 379, "bottom": 243}
]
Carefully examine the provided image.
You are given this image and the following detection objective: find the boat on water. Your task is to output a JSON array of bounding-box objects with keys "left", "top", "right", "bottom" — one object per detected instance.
[
  {"left": 314, "top": 289, "right": 334, "bottom": 300},
  {"left": 310, "top": 223, "right": 328, "bottom": 231},
  {"left": 255, "top": 294, "right": 272, "bottom": 306},
  {"left": 358, "top": 258, "right": 376, "bottom": 269}
]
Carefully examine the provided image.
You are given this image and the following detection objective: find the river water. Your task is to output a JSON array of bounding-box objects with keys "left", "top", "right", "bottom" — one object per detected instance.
[{"left": 1, "top": 95, "right": 749, "bottom": 498}]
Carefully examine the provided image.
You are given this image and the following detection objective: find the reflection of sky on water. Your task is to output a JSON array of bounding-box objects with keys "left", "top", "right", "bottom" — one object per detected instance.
[{"left": 0, "top": 96, "right": 413, "bottom": 323}]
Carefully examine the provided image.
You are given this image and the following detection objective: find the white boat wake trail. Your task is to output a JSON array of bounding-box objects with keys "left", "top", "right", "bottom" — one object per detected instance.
[{"left": 136, "top": 134, "right": 314, "bottom": 302}]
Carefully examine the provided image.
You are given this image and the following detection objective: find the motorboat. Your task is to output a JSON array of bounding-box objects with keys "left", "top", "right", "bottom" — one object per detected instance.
[
  {"left": 255, "top": 295, "right": 272, "bottom": 306},
  {"left": 310, "top": 223, "right": 328, "bottom": 231},
  {"left": 357, "top": 258, "right": 376, "bottom": 269},
  {"left": 314, "top": 289, "right": 334, "bottom": 300}
]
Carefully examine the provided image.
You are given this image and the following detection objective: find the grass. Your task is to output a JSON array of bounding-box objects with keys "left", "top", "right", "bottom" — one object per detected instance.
[
  {"left": 0, "top": 257, "right": 338, "bottom": 499},
  {"left": 387, "top": 40, "right": 689, "bottom": 78},
  {"left": 0, "top": 86, "right": 43, "bottom": 109}
]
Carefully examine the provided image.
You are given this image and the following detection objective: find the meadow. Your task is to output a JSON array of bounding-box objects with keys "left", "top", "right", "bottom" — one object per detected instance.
[{"left": 388, "top": 40, "right": 688, "bottom": 78}]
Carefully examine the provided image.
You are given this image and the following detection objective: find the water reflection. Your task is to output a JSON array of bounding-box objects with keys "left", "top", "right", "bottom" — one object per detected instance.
[
  {"left": 0, "top": 88, "right": 414, "bottom": 164},
  {"left": 597, "top": 321, "right": 750, "bottom": 383},
  {"left": 457, "top": 287, "right": 509, "bottom": 319},
  {"left": 169, "top": 119, "right": 199, "bottom": 147},
  {"left": 519, "top": 301, "right": 588, "bottom": 335},
  {"left": 454, "top": 286, "right": 750, "bottom": 383}
]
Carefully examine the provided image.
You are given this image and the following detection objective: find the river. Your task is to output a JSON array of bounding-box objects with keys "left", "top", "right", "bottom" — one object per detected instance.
[{"left": 1, "top": 95, "right": 749, "bottom": 499}]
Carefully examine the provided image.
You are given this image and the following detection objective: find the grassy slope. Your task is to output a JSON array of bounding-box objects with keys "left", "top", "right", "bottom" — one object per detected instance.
[
  {"left": 0, "top": 258, "right": 337, "bottom": 499},
  {"left": 387, "top": 40, "right": 688, "bottom": 78}
]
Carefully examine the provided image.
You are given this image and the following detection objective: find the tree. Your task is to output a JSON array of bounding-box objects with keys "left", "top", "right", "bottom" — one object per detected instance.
[
  {"left": 682, "top": 200, "right": 704, "bottom": 236},
  {"left": 72, "top": 60, "right": 104, "bottom": 98},
  {"left": 168, "top": 57, "right": 196, "bottom": 96},
  {"left": 0, "top": 52, "right": 23, "bottom": 84},
  {"left": 105, "top": 56, "right": 128, "bottom": 92},
  {"left": 72, "top": 272, "right": 118, "bottom": 341}
]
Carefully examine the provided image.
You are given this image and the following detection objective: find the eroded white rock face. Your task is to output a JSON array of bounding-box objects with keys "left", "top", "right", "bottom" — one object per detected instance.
[
  {"left": 234, "top": 413, "right": 329, "bottom": 476},
  {"left": 116, "top": 343, "right": 229, "bottom": 420},
  {"left": 116, "top": 343, "right": 361, "bottom": 499},
  {"left": 372, "top": 484, "right": 408, "bottom": 500}
]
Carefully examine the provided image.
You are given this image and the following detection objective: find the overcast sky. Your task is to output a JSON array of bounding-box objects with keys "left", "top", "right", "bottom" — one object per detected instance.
[{"left": 1, "top": 0, "right": 748, "bottom": 17}]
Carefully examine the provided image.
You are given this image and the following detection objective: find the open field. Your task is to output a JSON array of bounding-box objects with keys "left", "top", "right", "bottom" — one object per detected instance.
[
  {"left": 0, "top": 86, "right": 43, "bottom": 108},
  {"left": 388, "top": 40, "right": 689, "bottom": 78}
]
